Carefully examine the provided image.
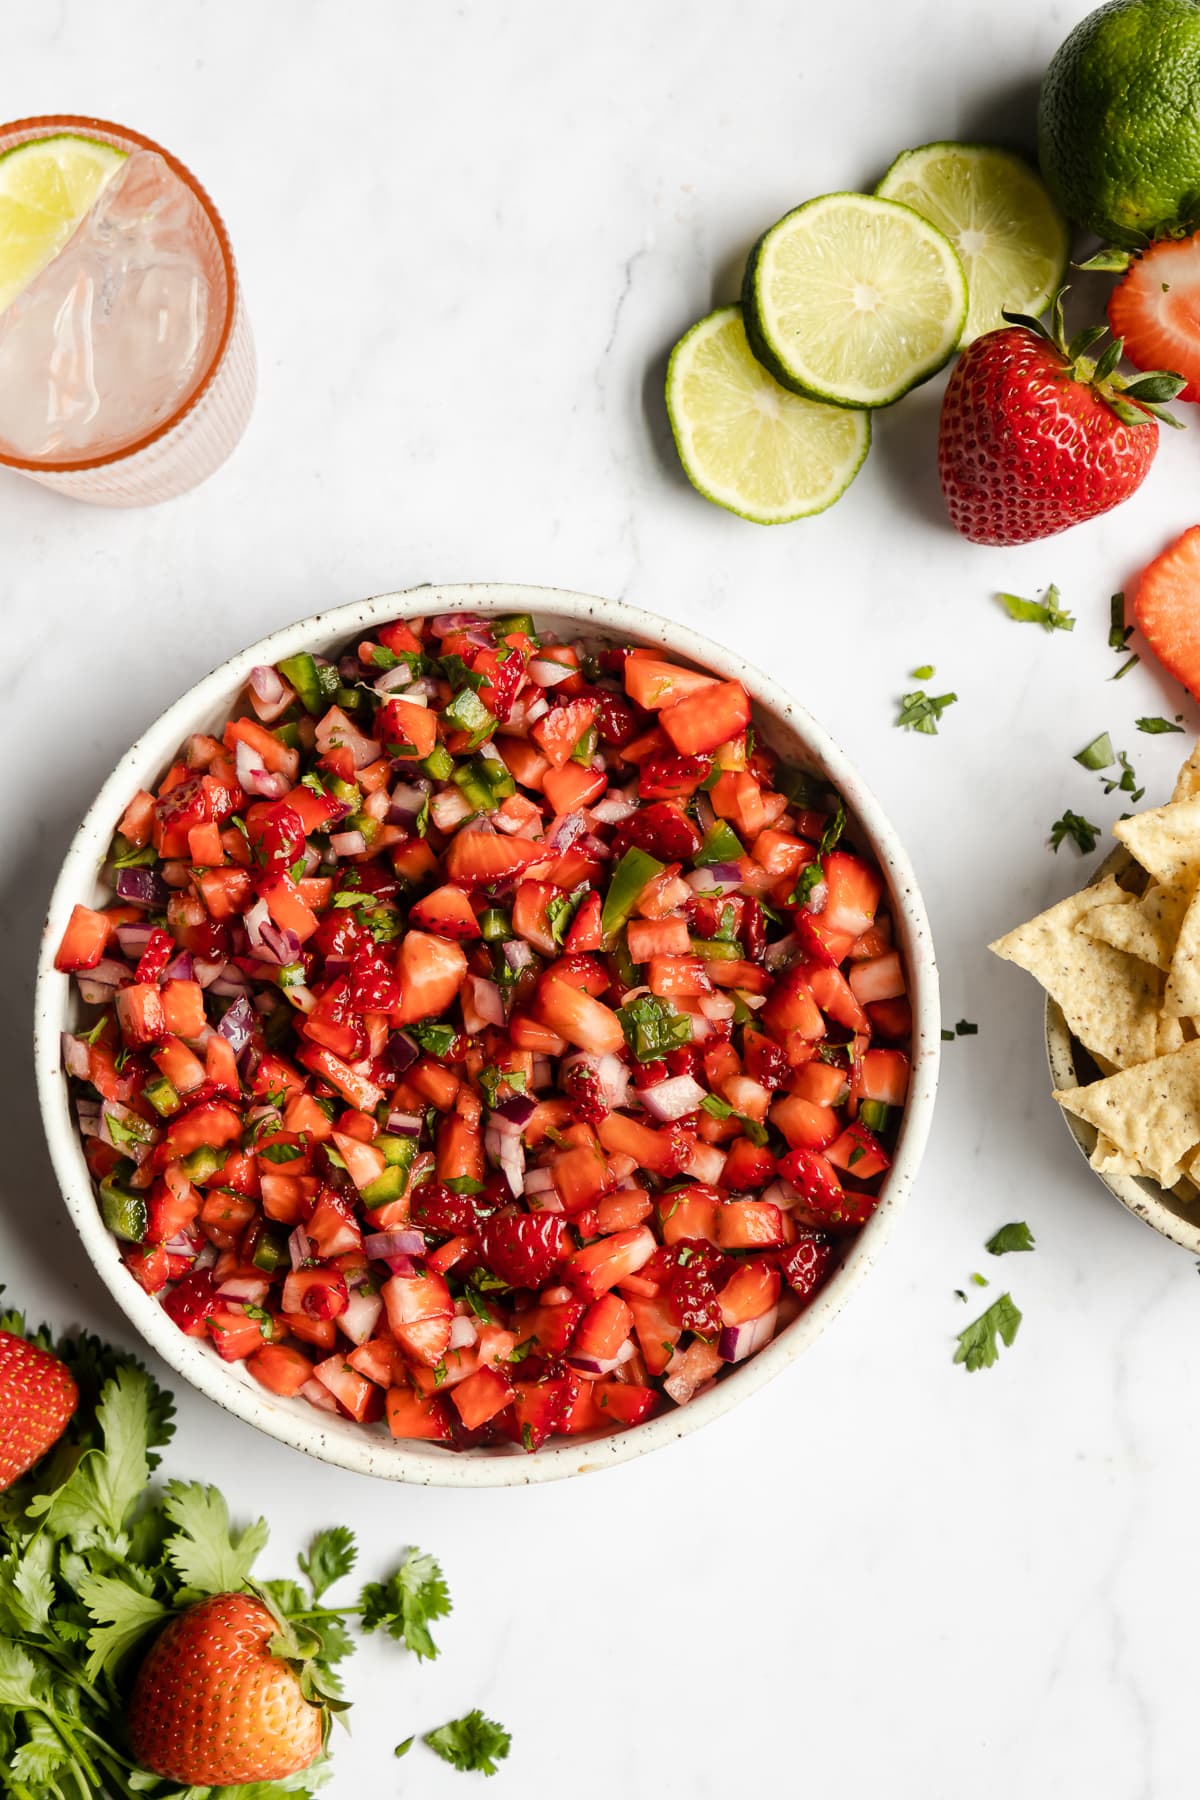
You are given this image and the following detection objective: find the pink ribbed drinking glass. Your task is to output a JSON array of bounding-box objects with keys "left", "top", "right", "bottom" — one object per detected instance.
[{"left": 0, "top": 116, "right": 255, "bottom": 506}]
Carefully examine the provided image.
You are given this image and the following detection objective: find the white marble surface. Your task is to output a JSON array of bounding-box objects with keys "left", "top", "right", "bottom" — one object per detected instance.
[{"left": 5, "top": 2, "right": 1200, "bottom": 1794}]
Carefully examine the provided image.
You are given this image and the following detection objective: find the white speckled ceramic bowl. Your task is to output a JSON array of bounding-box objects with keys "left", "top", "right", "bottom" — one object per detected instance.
[
  {"left": 35, "top": 584, "right": 940, "bottom": 1484},
  {"left": 1045, "top": 848, "right": 1200, "bottom": 1255}
]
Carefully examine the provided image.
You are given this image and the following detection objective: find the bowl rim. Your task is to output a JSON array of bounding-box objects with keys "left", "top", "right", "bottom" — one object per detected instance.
[
  {"left": 34, "top": 581, "right": 941, "bottom": 1486},
  {"left": 1044, "top": 847, "right": 1200, "bottom": 1255}
]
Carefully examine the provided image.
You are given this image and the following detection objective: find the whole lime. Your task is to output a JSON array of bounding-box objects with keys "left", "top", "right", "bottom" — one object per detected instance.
[{"left": 1038, "top": 0, "right": 1200, "bottom": 245}]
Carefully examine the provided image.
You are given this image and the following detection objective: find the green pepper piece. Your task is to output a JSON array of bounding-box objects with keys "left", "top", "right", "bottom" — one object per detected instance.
[
  {"left": 377, "top": 1133, "right": 419, "bottom": 1172},
  {"left": 695, "top": 820, "right": 745, "bottom": 866},
  {"left": 479, "top": 908, "right": 512, "bottom": 942},
  {"left": 443, "top": 686, "right": 497, "bottom": 748},
  {"left": 689, "top": 937, "right": 743, "bottom": 961},
  {"left": 422, "top": 743, "right": 455, "bottom": 781},
  {"left": 278, "top": 652, "right": 325, "bottom": 714},
  {"left": 252, "top": 1225, "right": 290, "bottom": 1273},
  {"left": 99, "top": 1175, "right": 148, "bottom": 1243},
  {"left": 858, "top": 1100, "right": 889, "bottom": 1133},
  {"left": 142, "top": 1074, "right": 182, "bottom": 1117},
  {"left": 180, "top": 1144, "right": 229, "bottom": 1183},
  {"left": 492, "top": 612, "right": 538, "bottom": 641},
  {"left": 361, "top": 1165, "right": 409, "bottom": 1208},
  {"left": 601, "top": 847, "right": 664, "bottom": 943}
]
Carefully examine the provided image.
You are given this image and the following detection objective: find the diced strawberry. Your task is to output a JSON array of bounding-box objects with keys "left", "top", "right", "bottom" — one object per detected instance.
[
  {"left": 718, "top": 1135, "right": 776, "bottom": 1189},
  {"left": 382, "top": 1267, "right": 454, "bottom": 1366},
  {"left": 443, "top": 831, "right": 547, "bottom": 884},
  {"left": 566, "top": 1226, "right": 656, "bottom": 1299},
  {"left": 623, "top": 656, "right": 718, "bottom": 711},
  {"left": 715, "top": 1199, "right": 784, "bottom": 1248},
  {"left": 313, "top": 1354, "right": 383, "bottom": 1422},
  {"left": 281, "top": 1266, "right": 350, "bottom": 1320},
  {"left": 531, "top": 699, "right": 598, "bottom": 768},
  {"left": 627, "top": 1293, "right": 683, "bottom": 1373},
  {"left": 478, "top": 1213, "right": 566, "bottom": 1288},
  {"left": 826, "top": 1123, "right": 891, "bottom": 1180},
  {"left": 805, "top": 965, "right": 869, "bottom": 1033},
  {"left": 564, "top": 890, "right": 604, "bottom": 953},
  {"left": 408, "top": 884, "right": 481, "bottom": 939},
  {"left": 452, "top": 1364, "right": 516, "bottom": 1430},
  {"left": 638, "top": 755, "right": 711, "bottom": 800},
  {"left": 854, "top": 1048, "right": 910, "bottom": 1106},
  {"left": 660, "top": 681, "right": 751, "bottom": 757},
  {"left": 499, "top": 1373, "right": 575, "bottom": 1450},
  {"left": 778, "top": 1147, "right": 876, "bottom": 1228},
  {"left": 385, "top": 1385, "right": 453, "bottom": 1441},
  {"left": 615, "top": 801, "right": 701, "bottom": 862},
  {"left": 54, "top": 903, "right": 113, "bottom": 972},
  {"left": 718, "top": 1260, "right": 780, "bottom": 1324},
  {"left": 593, "top": 1382, "right": 657, "bottom": 1428},
  {"left": 162, "top": 1268, "right": 219, "bottom": 1336},
  {"left": 392, "top": 930, "right": 468, "bottom": 1024},
  {"left": 377, "top": 696, "right": 439, "bottom": 761},
  {"left": 820, "top": 851, "right": 882, "bottom": 937},
  {"left": 247, "top": 1343, "right": 314, "bottom": 1396},
  {"left": 866, "top": 997, "right": 913, "bottom": 1041},
  {"left": 778, "top": 1230, "right": 837, "bottom": 1304},
  {"left": 535, "top": 977, "right": 624, "bottom": 1055},
  {"left": 542, "top": 761, "right": 607, "bottom": 814},
  {"left": 770, "top": 1093, "right": 841, "bottom": 1150}
]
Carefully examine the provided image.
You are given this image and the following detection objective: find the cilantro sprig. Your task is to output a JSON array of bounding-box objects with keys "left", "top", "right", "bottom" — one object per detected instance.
[
  {"left": 998, "top": 585, "right": 1074, "bottom": 632},
  {"left": 424, "top": 1709, "right": 513, "bottom": 1777},
  {"left": 953, "top": 1292, "right": 1022, "bottom": 1372}
]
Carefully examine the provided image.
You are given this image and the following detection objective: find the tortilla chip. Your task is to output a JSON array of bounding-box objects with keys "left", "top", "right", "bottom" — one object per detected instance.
[
  {"left": 1113, "top": 796, "right": 1200, "bottom": 888},
  {"left": 1158, "top": 1012, "right": 1188, "bottom": 1054},
  {"left": 1090, "top": 1133, "right": 1145, "bottom": 1178},
  {"left": 1078, "top": 884, "right": 1186, "bottom": 972},
  {"left": 1174, "top": 742, "right": 1200, "bottom": 802},
  {"left": 990, "top": 876, "right": 1161, "bottom": 1069},
  {"left": 1165, "top": 884, "right": 1200, "bottom": 1017},
  {"left": 1054, "top": 1040, "right": 1200, "bottom": 1188}
]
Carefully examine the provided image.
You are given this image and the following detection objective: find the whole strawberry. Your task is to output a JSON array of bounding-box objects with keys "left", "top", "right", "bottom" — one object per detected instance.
[
  {"left": 0, "top": 1326, "right": 78, "bottom": 1489},
  {"left": 938, "top": 293, "right": 1185, "bottom": 545},
  {"left": 128, "top": 1592, "right": 325, "bottom": 1785}
]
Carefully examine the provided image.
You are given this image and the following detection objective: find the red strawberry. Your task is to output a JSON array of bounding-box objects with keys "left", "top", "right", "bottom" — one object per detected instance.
[
  {"left": 478, "top": 1212, "right": 566, "bottom": 1289},
  {"left": 1109, "top": 236, "right": 1200, "bottom": 404},
  {"left": 938, "top": 296, "right": 1184, "bottom": 545},
  {"left": 779, "top": 1230, "right": 837, "bottom": 1303},
  {"left": 128, "top": 1593, "right": 324, "bottom": 1785},
  {"left": 0, "top": 1329, "right": 78, "bottom": 1489},
  {"left": 1132, "top": 524, "right": 1200, "bottom": 701},
  {"left": 614, "top": 801, "right": 701, "bottom": 863},
  {"left": 778, "top": 1147, "right": 875, "bottom": 1228}
]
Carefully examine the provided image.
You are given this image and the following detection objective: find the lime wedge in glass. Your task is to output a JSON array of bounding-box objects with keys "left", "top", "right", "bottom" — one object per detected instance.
[
  {"left": 876, "top": 142, "right": 1069, "bottom": 342},
  {"left": 743, "top": 192, "right": 967, "bottom": 408},
  {"left": 0, "top": 133, "right": 127, "bottom": 313},
  {"left": 666, "top": 305, "right": 870, "bottom": 524}
]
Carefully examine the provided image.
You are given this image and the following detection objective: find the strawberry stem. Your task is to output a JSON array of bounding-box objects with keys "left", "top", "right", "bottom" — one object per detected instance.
[{"left": 1001, "top": 288, "right": 1186, "bottom": 428}]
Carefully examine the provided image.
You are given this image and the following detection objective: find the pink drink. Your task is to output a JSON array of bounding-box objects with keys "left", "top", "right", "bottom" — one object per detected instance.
[{"left": 0, "top": 118, "right": 254, "bottom": 506}]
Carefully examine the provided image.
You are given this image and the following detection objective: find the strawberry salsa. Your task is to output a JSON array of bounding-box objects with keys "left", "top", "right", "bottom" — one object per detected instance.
[{"left": 55, "top": 610, "right": 912, "bottom": 1451}]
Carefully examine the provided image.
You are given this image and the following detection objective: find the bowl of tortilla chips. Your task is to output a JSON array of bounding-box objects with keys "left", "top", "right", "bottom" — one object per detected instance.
[{"left": 991, "top": 740, "right": 1200, "bottom": 1253}]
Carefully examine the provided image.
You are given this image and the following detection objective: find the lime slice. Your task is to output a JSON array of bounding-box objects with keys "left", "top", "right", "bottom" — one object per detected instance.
[
  {"left": 876, "top": 142, "right": 1069, "bottom": 342},
  {"left": 665, "top": 306, "right": 870, "bottom": 525},
  {"left": 743, "top": 192, "right": 968, "bottom": 408},
  {"left": 0, "top": 133, "right": 127, "bottom": 314}
]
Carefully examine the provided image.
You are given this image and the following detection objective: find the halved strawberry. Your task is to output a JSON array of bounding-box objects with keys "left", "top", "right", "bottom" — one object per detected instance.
[
  {"left": 1132, "top": 524, "right": 1200, "bottom": 701},
  {"left": 443, "top": 831, "right": 546, "bottom": 884},
  {"left": 1109, "top": 236, "right": 1200, "bottom": 404}
]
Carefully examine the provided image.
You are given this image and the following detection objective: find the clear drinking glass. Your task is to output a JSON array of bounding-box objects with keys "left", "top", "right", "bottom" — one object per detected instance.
[{"left": 0, "top": 116, "right": 255, "bottom": 507}]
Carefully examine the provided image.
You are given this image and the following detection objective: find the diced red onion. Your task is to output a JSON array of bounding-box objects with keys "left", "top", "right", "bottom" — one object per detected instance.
[
  {"left": 100, "top": 1100, "right": 159, "bottom": 1163},
  {"left": 248, "top": 664, "right": 295, "bottom": 724},
  {"left": 803, "top": 880, "right": 828, "bottom": 916},
  {"left": 288, "top": 1226, "right": 313, "bottom": 1270},
  {"left": 431, "top": 611, "right": 488, "bottom": 634},
  {"left": 373, "top": 663, "right": 415, "bottom": 695},
  {"left": 209, "top": 966, "right": 251, "bottom": 997},
  {"left": 364, "top": 1229, "right": 425, "bottom": 1260},
  {"left": 61, "top": 1033, "right": 91, "bottom": 1078},
  {"left": 590, "top": 794, "right": 639, "bottom": 825},
  {"left": 683, "top": 1141, "right": 726, "bottom": 1185},
  {"left": 75, "top": 1097, "right": 101, "bottom": 1133},
  {"left": 761, "top": 1179, "right": 802, "bottom": 1212},
  {"left": 469, "top": 975, "right": 506, "bottom": 1028},
  {"left": 686, "top": 864, "right": 743, "bottom": 894},
  {"left": 217, "top": 1274, "right": 271, "bottom": 1304},
  {"left": 638, "top": 1072, "right": 707, "bottom": 1122},
  {"left": 502, "top": 938, "right": 535, "bottom": 974},
  {"left": 163, "top": 953, "right": 194, "bottom": 983},
  {"left": 764, "top": 933, "right": 800, "bottom": 973},
  {"left": 522, "top": 692, "right": 550, "bottom": 726},
  {"left": 301, "top": 1376, "right": 342, "bottom": 1415},
  {"left": 531, "top": 1054, "right": 553, "bottom": 1090},
  {"left": 717, "top": 1307, "right": 778, "bottom": 1364},
  {"left": 337, "top": 1289, "right": 384, "bottom": 1346},
  {"left": 193, "top": 1242, "right": 218, "bottom": 1272},
  {"left": 388, "top": 781, "right": 431, "bottom": 826},
  {"left": 448, "top": 1314, "right": 479, "bottom": 1351},
  {"left": 694, "top": 792, "right": 717, "bottom": 835},
  {"left": 431, "top": 788, "right": 475, "bottom": 832},
  {"left": 385, "top": 1032, "right": 419, "bottom": 1076},
  {"left": 116, "top": 922, "right": 155, "bottom": 957},
  {"left": 493, "top": 1092, "right": 538, "bottom": 1127},
  {"left": 330, "top": 829, "right": 367, "bottom": 858},
  {"left": 385, "top": 1108, "right": 423, "bottom": 1136},
  {"left": 546, "top": 811, "right": 586, "bottom": 854},
  {"left": 115, "top": 866, "right": 169, "bottom": 909},
  {"left": 527, "top": 658, "right": 574, "bottom": 687},
  {"left": 162, "top": 1230, "right": 198, "bottom": 1258},
  {"left": 382, "top": 1252, "right": 419, "bottom": 1277},
  {"left": 314, "top": 706, "right": 380, "bottom": 770},
  {"left": 234, "top": 736, "right": 288, "bottom": 800},
  {"left": 218, "top": 994, "right": 256, "bottom": 1054},
  {"left": 566, "top": 1340, "right": 636, "bottom": 1379}
]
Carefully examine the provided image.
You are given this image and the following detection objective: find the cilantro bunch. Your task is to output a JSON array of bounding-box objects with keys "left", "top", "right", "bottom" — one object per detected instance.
[{"left": 0, "top": 1303, "right": 508, "bottom": 1794}]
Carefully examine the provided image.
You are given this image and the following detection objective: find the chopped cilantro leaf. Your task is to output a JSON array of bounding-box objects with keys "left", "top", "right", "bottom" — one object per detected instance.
[
  {"left": 998, "top": 585, "right": 1074, "bottom": 632},
  {"left": 1050, "top": 809, "right": 1101, "bottom": 854},
  {"left": 953, "top": 1292, "right": 1022, "bottom": 1372},
  {"left": 1137, "top": 716, "right": 1185, "bottom": 734},
  {"left": 409, "top": 1020, "right": 459, "bottom": 1060},
  {"left": 617, "top": 994, "right": 693, "bottom": 1062},
  {"left": 479, "top": 1066, "right": 527, "bottom": 1110},
  {"left": 954, "top": 1019, "right": 978, "bottom": 1037},
  {"left": 986, "top": 1221, "right": 1035, "bottom": 1256},
  {"left": 896, "top": 688, "right": 958, "bottom": 735},
  {"left": 425, "top": 1709, "right": 512, "bottom": 1777},
  {"left": 1109, "top": 591, "right": 1133, "bottom": 653}
]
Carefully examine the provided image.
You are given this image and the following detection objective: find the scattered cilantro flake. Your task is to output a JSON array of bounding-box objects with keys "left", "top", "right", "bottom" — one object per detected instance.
[
  {"left": 1109, "top": 591, "right": 1134, "bottom": 654},
  {"left": 911, "top": 663, "right": 935, "bottom": 680},
  {"left": 1137, "top": 716, "right": 1185, "bottom": 734},
  {"left": 970, "top": 1272, "right": 989, "bottom": 1287},
  {"left": 896, "top": 688, "right": 958, "bottom": 735},
  {"left": 954, "top": 1019, "right": 978, "bottom": 1037},
  {"left": 1110, "top": 654, "right": 1140, "bottom": 681},
  {"left": 998, "top": 585, "right": 1074, "bottom": 632},
  {"left": 359, "top": 1547, "right": 452, "bottom": 1661},
  {"left": 425, "top": 1709, "right": 512, "bottom": 1778},
  {"left": 941, "top": 1028, "right": 955, "bottom": 1042},
  {"left": 954, "top": 1288, "right": 967, "bottom": 1302},
  {"left": 1074, "top": 732, "right": 1114, "bottom": 771},
  {"left": 395, "top": 1735, "right": 415, "bottom": 1759},
  {"left": 1050, "top": 809, "right": 1101, "bottom": 854},
  {"left": 986, "top": 1221, "right": 1036, "bottom": 1256},
  {"left": 953, "top": 1292, "right": 1022, "bottom": 1372}
]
